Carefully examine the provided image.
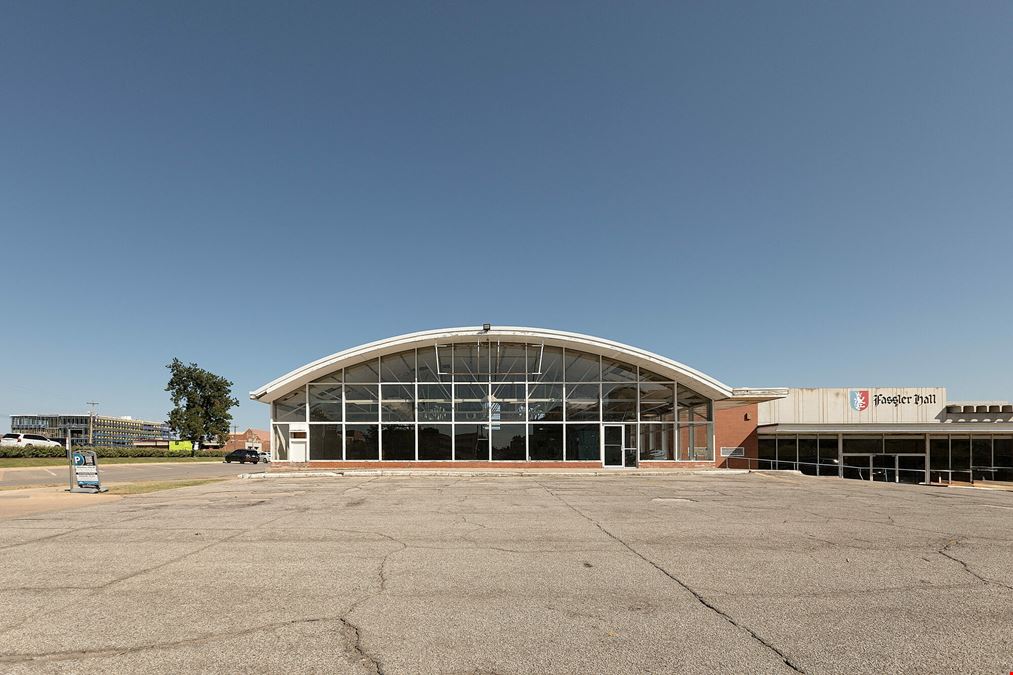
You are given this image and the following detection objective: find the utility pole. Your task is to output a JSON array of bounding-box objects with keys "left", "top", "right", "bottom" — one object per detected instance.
[{"left": 86, "top": 401, "right": 99, "bottom": 446}]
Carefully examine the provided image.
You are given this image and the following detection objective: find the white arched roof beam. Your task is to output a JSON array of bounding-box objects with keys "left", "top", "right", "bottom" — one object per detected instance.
[{"left": 251, "top": 326, "right": 740, "bottom": 403}]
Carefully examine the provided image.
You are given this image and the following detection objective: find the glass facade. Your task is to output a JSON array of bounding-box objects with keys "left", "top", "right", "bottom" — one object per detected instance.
[
  {"left": 761, "top": 433, "right": 1013, "bottom": 484},
  {"left": 272, "top": 342, "right": 714, "bottom": 462}
]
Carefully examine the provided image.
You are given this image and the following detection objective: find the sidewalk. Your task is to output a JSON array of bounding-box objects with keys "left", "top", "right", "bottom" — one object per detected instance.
[{"left": 0, "top": 486, "right": 121, "bottom": 519}]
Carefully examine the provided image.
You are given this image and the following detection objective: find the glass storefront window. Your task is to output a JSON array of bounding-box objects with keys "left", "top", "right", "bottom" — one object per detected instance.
[
  {"left": 529, "top": 424, "right": 563, "bottom": 461},
  {"left": 309, "top": 384, "right": 342, "bottom": 422},
  {"left": 528, "top": 384, "right": 563, "bottom": 421},
  {"left": 381, "top": 351, "right": 416, "bottom": 382},
  {"left": 842, "top": 437, "right": 882, "bottom": 454},
  {"left": 758, "top": 437, "right": 776, "bottom": 469},
  {"left": 381, "top": 384, "right": 415, "bottom": 422},
  {"left": 565, "top": 424, "right": 599, "bottom": 461},
  {"left": 382, "top": 425, "right": 414, "bottom": 461},
  {"left": 455, "top": 384, "right": 488, "bottom": 422},
  {"left": 530, "top": 346, "right": 563, "bottom": 382},
  {"left": 602, "top": 358, "right": 637, "bottom": 382},
  {"left": 310, "top": 424, "right": 342, "bottom": 460},
  {"left": 640, "top": 423, "right": 675, "bottom": 461},
  {"left": 564, "top": 350, "right": 599, "bottom": 382},
  {"left": 776, "top": 435, "right": 797, "bottom": 469},
  {"left": 345, "top": 385, "right": 379, "bottom": 422},
  {"left": 640, "top": 383, "right": 675, "bottom": 422},
  {"left": 797, "top": 437, "right": 818, "bottom": 475},
  {"left": 492, "top": 343, "right": 527, "bottom": 382},
  {"left": 602, "top": 383, "right": 638, "bottom": 422},
  {"left": 345, "top": 425, "right": 378, "bottom": 460},
  {"left": 455, "top": 424, "right": 488, "bottom": 460},
  {"left": 418, "top": 424, "right": 452, "bottom": 461},
  {"left": 417, "top": 347, "right": 451, "bottom": 382},
  {"left": 418, "top": 383, "right": 452, "bottom": 422},
  {"left": 565, "top": 384, "right": 600, "bottom": 421},
  {"left": 453, "top": 343, "right": 487, "bottom": 381},
  {"left": 818, "top": 435, "right": 839, "bottom": 476},
  {"left": 491, "top": 383, "right": 525, "bottom": 422},
  {"left": 345, "top": 359, "right": 380, "bottom": 383},
  {"left": 491, "top": 424, "right": 526, "bottom": 460},
  {"left": 679, "top": 423, "right": 712, "bottom": 461},
  {"left": 273, "top": 424, "right": 290, "bottom": 461},
  {"left": 274, "top": 390, "right": 307, "bottom": 422}
]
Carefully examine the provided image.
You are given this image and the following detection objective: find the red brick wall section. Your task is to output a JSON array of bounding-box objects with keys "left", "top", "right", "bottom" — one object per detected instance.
[{"left": 713, "top": 404, "right": 758, "bottom": 469}]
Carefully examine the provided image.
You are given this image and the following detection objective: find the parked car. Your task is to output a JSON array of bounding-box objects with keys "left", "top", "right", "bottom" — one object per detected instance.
[
  {"left": 257, "top": 451, "right": 270, "bottom": 463},
  {"left": 1, "top": 433, "right": 62, "bottom": 448},
  {"left": 224, "top": 449, "right": 261, "bottom": 464}
]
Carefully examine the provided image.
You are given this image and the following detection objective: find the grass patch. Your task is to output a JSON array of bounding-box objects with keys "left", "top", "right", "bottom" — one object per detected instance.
[
  {"left": 0, "top": 457, "right": 224, "bottom": 468},
  {"left": 110, "top": 478, "right": 227, "bottom": 495}
]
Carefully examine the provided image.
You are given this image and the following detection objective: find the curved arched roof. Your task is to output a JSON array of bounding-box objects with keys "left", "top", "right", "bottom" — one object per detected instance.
[{"left": 251, "top": 326, "right": 739, "bottom": 403}]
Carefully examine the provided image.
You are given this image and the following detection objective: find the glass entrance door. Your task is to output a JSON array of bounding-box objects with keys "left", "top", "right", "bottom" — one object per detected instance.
[{"left": 603, "top": 425, "right": 624, "bottom": 467}]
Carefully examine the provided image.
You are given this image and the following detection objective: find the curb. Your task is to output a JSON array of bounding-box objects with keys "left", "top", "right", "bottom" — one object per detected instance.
[{"left": 240, "top": 469, "right": 754, "bottom": 479}]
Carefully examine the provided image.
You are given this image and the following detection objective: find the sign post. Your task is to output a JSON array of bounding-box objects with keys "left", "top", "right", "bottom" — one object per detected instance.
[{"left": 68, "top": 449, "right": 107, "bottom": 493}]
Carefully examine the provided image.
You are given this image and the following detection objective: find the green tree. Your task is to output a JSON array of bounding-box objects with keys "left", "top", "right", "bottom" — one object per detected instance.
[{"left": 165, "top": 358, "right": 239, "bottom": 449}]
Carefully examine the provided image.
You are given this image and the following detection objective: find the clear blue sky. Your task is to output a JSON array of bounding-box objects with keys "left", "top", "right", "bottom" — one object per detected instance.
[{"left": 3, "top": 2, "right": 1012, "bottom": 432}]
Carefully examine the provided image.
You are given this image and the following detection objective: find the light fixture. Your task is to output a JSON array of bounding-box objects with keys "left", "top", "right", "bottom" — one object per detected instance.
[{"left": 482, "top": 323, "right": 491, "bottom": 332}]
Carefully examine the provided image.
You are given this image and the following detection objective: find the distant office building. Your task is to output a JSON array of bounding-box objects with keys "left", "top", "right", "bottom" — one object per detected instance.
[{"left": 9, "top": 414, "right": 173, "bottom": 447}]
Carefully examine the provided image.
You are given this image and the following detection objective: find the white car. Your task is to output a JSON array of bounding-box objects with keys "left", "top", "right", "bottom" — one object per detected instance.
[{"left": 1, "top": 433, "right": 63, "bottom": 448}]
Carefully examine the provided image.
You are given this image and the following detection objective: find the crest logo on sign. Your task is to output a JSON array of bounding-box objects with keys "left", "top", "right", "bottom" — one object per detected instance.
[{"left": 850, "top": 390, "right": 870, "bottom": 412}]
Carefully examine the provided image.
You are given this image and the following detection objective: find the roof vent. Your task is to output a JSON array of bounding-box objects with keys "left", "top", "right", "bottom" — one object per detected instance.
[
  {"left": 963, "top": 405, "right": 977, "bottom": 414},
  {"left": 946, "top": 405, "right": 962, "bottom": 414}
]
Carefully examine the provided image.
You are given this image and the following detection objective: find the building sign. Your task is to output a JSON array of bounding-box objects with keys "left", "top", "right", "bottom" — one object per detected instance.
[
  {"left": 758, "top": 387, "right": 948, "bottom": 425},
  {"left": 169, "top": 440, "right": 193, "bottom": 451}
]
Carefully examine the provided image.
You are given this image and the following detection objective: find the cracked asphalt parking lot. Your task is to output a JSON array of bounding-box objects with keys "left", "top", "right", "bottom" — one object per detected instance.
[{"left": 1, "top": 473, "right": 1011, "bottom": 674}]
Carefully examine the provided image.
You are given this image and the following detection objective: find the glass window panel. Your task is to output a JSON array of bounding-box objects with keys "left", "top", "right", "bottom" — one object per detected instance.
[
  {"left": 929, "top": 437, "right": 949, "bottom": 470},
  {"left": 776, "top": 435, "right": 797, "bottom": 468},
  {"left": 640, "top": 423, "right": 675, "bottom": 461},
  {"left": 994, "top": 436, "right": 1013, "bottom": 468},
  {"left": 274, "top": 390, "right": 307, "bottom": 422},
  {"left": 418, "top": 383, "right": 453, "bottom": 422},
  {"left": 417, "top": 346, "right": 452, "bottom": 382},
  {"left": 640, "top": 383, "right": 675, "bottom": 422},
  {"left": 530, "top": 346, "right": 563, "bottom": 382},
  {"left": 491, "top": 383, "right": 526, "bottom": 422},
  {"left": 309, "top": 384, "right": 342, "bottom": 422},
  {"left": 455, "top": 383, "right": 488, "bottom": 422},
  {"left": 529, "top": 424, "right": 563, "bottom": 461},
  {"left": 310, "top": 424, "right": 342, "bottom": 460},
  {"left": 344, "top": 385, "right": 379, "bottom": 422},
  {"left": 380, "top": 350, "right": 416, "bottom": 382},
  {"left": 677, "top": 385, "right": 712, "bottom": 422},
  {"left": 757, "top": 437, "right": 776, "bottom": 469},
  {"left": 345, "top": 359, "right": 380, "bottom": 383},
  {"left": 971, "top": 437, "right": 992, "bottom": 468},
  {"left": 602, "top": 358, "right": 638, "bottom": 382},
  {"left": 679, "top": 423, "right": 712, "bottom": 461},
  {"left": 602, "top": 383, "right": 638, "bottom": 422},
  {"left": 842, "top": 436, "right": 882, "bottom": 454},
  {"left": 565, "top": 424, "right": 599, "bottom": 461},
  {"left": 639, "top": 367, "right": 671, "bottom": 383},
  {"left": 418, "top": 424, "right": 452, "bottom": 461},
  {"left": 819, "top": 435, "right": 839, "bottom": 475},
  {"left": 491, "top": 424, "right": 526, "bottom": 460},
  {"left": 273, "top": 424, "right": 289, "bottom": 461},
  {"left": 798, "top": 437, "right": 818, "bottom": 475},
  {"left": 528, "top": 384, "right": 563, "bottom": 421},
  {"left": 382, "top": 424, "right": 414, "bottom": 460},
  {"left": 381, "top": 384, "right": 415, "bottom": 422},
  {"left": 455, "top": 424, "right": 489, "bottom": 461},
  {"left": 884, "top": 437, "right": 924, "bottom": 454},
  {"left": 344, "top": 424, "right": 378, "bottom": 460},
  {"left": 565, "top": 383, "right": 600, "bottom": 421},
  {"left": 452, "top": 343, "right": 487, "bottom": 381},
  {"left": 950, "top": 437, "right": 970, "bottom": 471},
  {"left": 564, "top": 350, "right": 600, "bottom": 382},
  {"left": 492, "top": 343, "right": 527, "bottom": 382},
  {"left": 310, "top": 371, "right": 342, "bottom": 384}
]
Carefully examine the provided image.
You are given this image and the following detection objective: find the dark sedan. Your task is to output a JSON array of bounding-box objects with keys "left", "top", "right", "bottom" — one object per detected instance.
[{"left": 224, "top": 449, "right": 261, "bottom": 464}]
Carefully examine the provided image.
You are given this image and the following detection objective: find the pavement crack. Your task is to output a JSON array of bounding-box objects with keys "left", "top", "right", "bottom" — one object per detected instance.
[
  {"left": 536, "top": 481, "right": 805, "bottom": 674},
  {"left": 938, "top": 539, "right": 1013, "bottom": 592}
]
